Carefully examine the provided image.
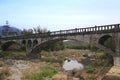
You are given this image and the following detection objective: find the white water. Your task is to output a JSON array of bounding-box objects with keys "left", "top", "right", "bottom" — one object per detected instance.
[{"left": 63, "top": 59, "right": 84, "bottom": 71}]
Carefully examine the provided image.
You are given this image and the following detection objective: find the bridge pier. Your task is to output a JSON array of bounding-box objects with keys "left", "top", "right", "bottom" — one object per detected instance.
[
  {"left": 114, "top": 33, "right": 120, "bottom": 66},
  {"left": 114, "top": 56, "right": 120, "bottom": 66}
]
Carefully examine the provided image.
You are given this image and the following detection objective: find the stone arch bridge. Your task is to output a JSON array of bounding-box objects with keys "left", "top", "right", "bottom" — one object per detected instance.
[{"left": 0, "top": 23, "right": 120, "bottom": 65}]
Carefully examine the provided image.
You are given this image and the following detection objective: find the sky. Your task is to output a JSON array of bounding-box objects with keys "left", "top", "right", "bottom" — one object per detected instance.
[{"left": 0, "top": 0, "right": 120, "bottom": 31}]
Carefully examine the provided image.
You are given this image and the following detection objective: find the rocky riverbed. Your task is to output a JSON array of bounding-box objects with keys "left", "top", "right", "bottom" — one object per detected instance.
[
  {"left": 4, "top": 59, "right": 67, "bottom": 80},
  {"left": 0, "top": 49, "right": 119, "bottom": 80}
]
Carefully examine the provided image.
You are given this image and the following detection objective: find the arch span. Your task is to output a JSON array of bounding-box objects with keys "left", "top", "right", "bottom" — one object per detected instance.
[
  {"left": 22, "top": 40, "right": 26, "bottom": 45},
  {"left": 30, "top": 37, "right": 88, "bottom": 53},
  {"left": 99, "top": 35, "right": 115, "bottom": 50},
  {"left": 33, "top": 39, "right": 38, "bottom": 46},
  {"left": 98, "top": 35, "right": 112, "bottom": 45},
  {"left": 31, "top": 38, "right": 65, "bottom": 53}
]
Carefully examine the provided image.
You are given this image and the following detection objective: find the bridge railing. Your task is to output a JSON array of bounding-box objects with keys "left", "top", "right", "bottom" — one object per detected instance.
[
  {"left": 0, "top": 23, "right": 120, "bottom": 40},
  {"left": 50, "top": 24, "right": 120, "bottom": 36}
]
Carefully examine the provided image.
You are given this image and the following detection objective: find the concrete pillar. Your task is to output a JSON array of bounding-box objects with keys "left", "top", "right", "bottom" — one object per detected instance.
[
  {"left": 26, "top": 40, "right": 32, "bottom": 54},
  {"left": 114, "top": 56, "right": 120, "bottom": 66},
  {"left": 114, "top": 32, "right": 120, "bottom": 66}
]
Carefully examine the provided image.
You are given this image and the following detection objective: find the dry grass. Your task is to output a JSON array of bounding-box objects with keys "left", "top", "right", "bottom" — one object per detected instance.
[
  {"left": 2, "top": 49, "right": 111, "bottom": 80},
  {"left": 41, "top": 49, "right": 92, "bottom": 61},
  {"left": 4, "top": 51, "right": 27, "bottom": 59},
  {"left": 0, "top": 66, "right": 9, "bottom": 80},
  {"left": 0, "top": 61, "right": 5, "bottom": 67}
]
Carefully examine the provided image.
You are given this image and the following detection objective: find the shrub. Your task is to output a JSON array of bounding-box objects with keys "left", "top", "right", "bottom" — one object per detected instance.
[
  {"left": 90, "top": 46, "right": 99, "bottom": 52},
  {"left": 22, "top": 66, "right": 57, "bottom": 80},
  {"left": 98, "top": 53, "right": 113, "bottom": 66},
  {"left": 40, "top": 58, "right": 63, "bottom": 64},
  {"left": 40, "top": 66, "right": 57, "bottom": 78},
  {"left": 0, "top": 51, "right": 7, "bottom": 58},
  {"left": 0, "top": 61, "right": 5, "bottom": 67},
  {"left": 65, "top": 44, "right": 89, "bottom": 49},
  {"left": 99, "top": 53, "right": 110, "bottom": 59},
  {"left": 104, "top": 37, "right": 115, "bottom": 52},
  {"left": 84, "top": 66, "right": 95, "bottom": 73}
]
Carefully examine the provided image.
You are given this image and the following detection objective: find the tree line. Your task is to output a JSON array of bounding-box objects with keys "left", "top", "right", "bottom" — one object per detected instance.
[{"left": 21, "top": 25, "right": 50, "bottom": 35}]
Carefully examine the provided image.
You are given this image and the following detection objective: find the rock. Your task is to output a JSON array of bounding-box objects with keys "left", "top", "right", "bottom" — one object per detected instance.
[{"left": 63, "top": 59, "right": 83, "bottom": 71}]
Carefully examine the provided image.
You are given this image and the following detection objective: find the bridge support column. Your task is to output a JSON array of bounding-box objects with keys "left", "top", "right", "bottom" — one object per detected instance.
[
  {"left": 114, "top": 56, "right": 120, "bottom": 66},
  {"left": 114, "top": 33, "right": 120, "bottom": 66}
]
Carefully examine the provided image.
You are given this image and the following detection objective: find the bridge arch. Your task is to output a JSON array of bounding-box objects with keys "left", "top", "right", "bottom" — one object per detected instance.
[
  {"left": 22, "top": 40, "right": 26, "bottom": 45},
  {"left": 30, "top": 37, "right": 86, "bottom": 53},
  {"left": 1, "top": 41, "right": 21, "bottom": 51},
  {"left": 27, "top": 40, "right": 32, "bottom": 48},
  {"left": 97, "top": 34, "right": 116, "bottom": 55},
  {"left": 33, "top": 39, "right": 38, "bottom": 46},
  {"left": 98, "top": 35, "right": 113, "bottom": 45},
  {"left": 20, "top": 40, "right": 27, "bottom": 50},
  {"left": 31, "top": 38, "right": 65, "bottom": 53}
]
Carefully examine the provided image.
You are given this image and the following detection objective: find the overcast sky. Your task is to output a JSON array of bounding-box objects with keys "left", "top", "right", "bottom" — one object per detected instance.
[{"left": 0, "top": 0, "right": 120, "bottom": 31}]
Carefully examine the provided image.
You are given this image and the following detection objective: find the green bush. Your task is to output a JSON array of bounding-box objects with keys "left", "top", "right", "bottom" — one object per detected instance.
[
  {"left": 99, "top": 53, "right": 112, "bottom": 60},
  {"left": 0, "top": 61, "right": 5, "bottom": 67},
  {"left": 22, "top": 72, "right": 42, "bottom": 80},
  {"left": 0, "top": 51, "right": 7, "bottom": 58},
  {"left": 90, "top": 46, "right": 99, "bottom": 52},
  {"left": 98, "top": 53, "right": 113, "bottom": 66},
  {"left": 104, "top": 37, "right": 115, "bottom": 52},
  {"left": 22, "top": 66, "right": 57, "bottom": 80},
  {"left": 65, "top": 44, "right": 89, "bottom": 49},
  {"left": 40, "top": 66, "right": 57, "bottom": 78},
  {"left": 84, "top": 66, "right": 95, "bottom": 73}
]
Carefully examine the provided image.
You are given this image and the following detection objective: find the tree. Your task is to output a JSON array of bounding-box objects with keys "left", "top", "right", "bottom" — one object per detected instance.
[
  {"left": 33, "top": 25, "right": 48, "bottom": 34},
  {"left": 22, "top": 29, "right": 33, "bottom": 35},
  {"left": 21, "top": 25, "right": 49, "bottom": 36}
]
